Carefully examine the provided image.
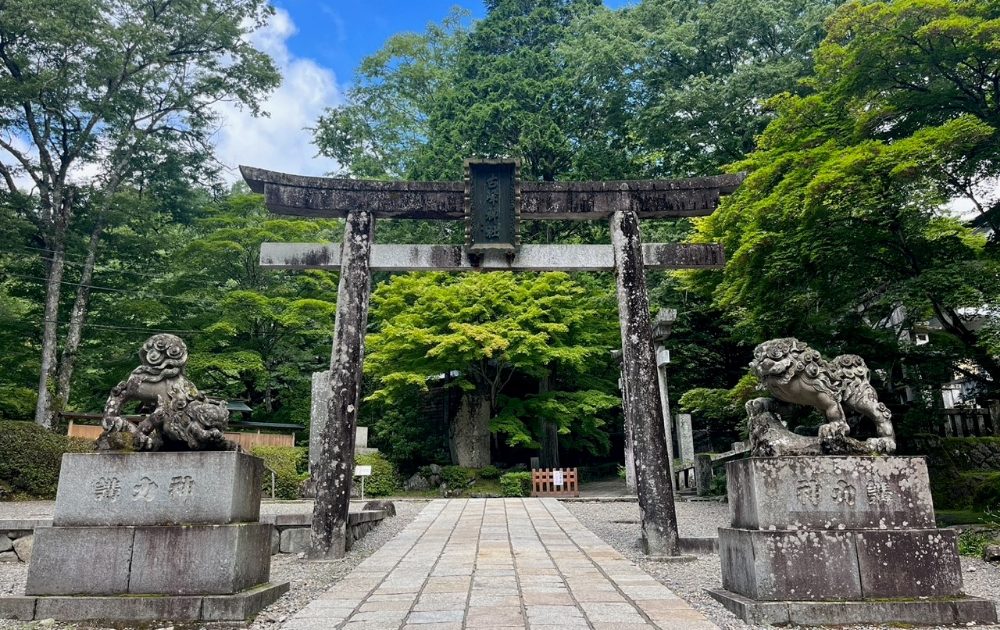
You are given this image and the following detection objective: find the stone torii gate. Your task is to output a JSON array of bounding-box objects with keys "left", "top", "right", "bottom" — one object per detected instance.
[{"left": 241, "top": 162, "right": 741, "bottom": 560}]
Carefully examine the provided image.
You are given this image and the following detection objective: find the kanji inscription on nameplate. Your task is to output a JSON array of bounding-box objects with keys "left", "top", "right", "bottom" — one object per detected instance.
[{"left": 465, "top": 159, "right": 520, "bottom": 253}]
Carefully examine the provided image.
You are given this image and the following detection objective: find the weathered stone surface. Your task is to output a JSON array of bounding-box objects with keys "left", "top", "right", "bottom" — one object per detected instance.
[
  {"left": 0, "top": 552, "right": 17, "bottom": 563},
  {"left": 241, "top": 165, "right": 743, "bottom": 220},
  {"left": 676, "top": 414, "right": 694, "bottom": 462},
  {"left": 404, "top": 474, "right": 430, "bottom": 492},
  {"left": 678, "top": 537, "right": 718, "bottom": 554},
  {"left": 705, "top": 589, "right": 792, "bottom": 626},
  {"left": 747, "top": 339, "right": 896, "bottom": 455},
  {"left": 708, "top": 589, "right": 999, "bottom": 627},
  {"left": 53, "top": 451, "right": 262, "bottom": 526},
  {"left": 727, "top": 456, "right": 935, "bottom": 531},
  {"left": 0, "top": 596, "right": 36, "bottom": 620},
  {"left": 720, "top": 528, "right": 862, "bottom": 601},
  {"left": 308, "top": 370, "right": 330, "bottom": 473},
  {"left": 4, "top": 583, "right": 290, "bottom": 622},
  {"left": 11, "top": 534, "right": 31, "bottom": 563},
  {"left": 201, "top": 582, "right": 291, "bottom": 621},
  {"left": 855, "top": 529, "right": 962, "bottom": 597},
  {"left": 33, "top": 595, "right": 203, "bottom": 621},
  {"left": 984, "top": 543, "right": 1000, "bottom": 562},
  {"left": 0, "top": 536, "right": 11, "bottom": 553},
  {"left": 279, "top": 527, "right": 310, "bottom": 554},
  {"left": 261, "top": 242, "right": 726, "bottom": 272},
  {"left": 99, "top": 334, "right": 232, "bottom": 451},
  {"left": 26, "top": 527, "right": 134, "bottom": 595},
  {"left": 611, "top": 207, "right": 680, "bottom": 557},
  {"left": 308, "top": 209, "right": 373, "bottom": 561},
  {"left": 694, "top": 454, "right": 714, "bottom": 497},
  {"left": 129, "top": 523, "right": 271, "bottom": 595},
  {"left": 271, "top": 526, "right": 280, "bottom": 555},
  {"left": 785, "top": 598, "right": 998, "bottom": 627},
  {"left": 363, "top": 500, "right": 396, "bottom": 517}
]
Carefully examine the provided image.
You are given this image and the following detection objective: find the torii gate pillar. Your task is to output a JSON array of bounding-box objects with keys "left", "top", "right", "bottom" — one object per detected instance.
[
  {"left": 309, "top": 210, "right": 374, "bottom": 560},
  {"left": 611, "top": 205, "right": 680, "bottom": 556}
]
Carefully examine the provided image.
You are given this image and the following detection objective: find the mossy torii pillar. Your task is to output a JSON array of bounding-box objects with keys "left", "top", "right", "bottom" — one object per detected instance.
[{"left": 309, "top": 210, "right": 374, "bottom": 560}]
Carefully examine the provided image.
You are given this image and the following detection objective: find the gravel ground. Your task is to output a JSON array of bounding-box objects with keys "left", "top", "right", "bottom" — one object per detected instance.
[
  {"left": 0, "top": 500, "right": 428, "bottom": 630},
  {"left": 566, "top": 500, "right": 1000, "bottom": 630}
]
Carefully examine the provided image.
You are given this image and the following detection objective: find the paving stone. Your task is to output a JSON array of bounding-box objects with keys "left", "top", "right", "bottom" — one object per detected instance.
[
  {"left": 280, "top": 498, "right": 709, "bottom": 630},
  {"left": 406, "top": 609, "right": 465, "bottom": 623}
]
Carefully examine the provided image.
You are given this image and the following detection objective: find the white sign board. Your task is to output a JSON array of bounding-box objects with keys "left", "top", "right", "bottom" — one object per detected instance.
[
  {"left": 553, "top": 470, "right": 564, "bottom": 486},
  {"left": 355, "top": 465, "right": 372, "bottom": 477}
]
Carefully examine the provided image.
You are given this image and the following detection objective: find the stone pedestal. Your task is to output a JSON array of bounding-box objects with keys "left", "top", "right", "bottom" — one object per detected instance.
[
  {"left": 2, "top": 452, "right": 288, "bottom": 622},
  {"left": 709, "top": 456, "right": 997, "bottom": 626}
]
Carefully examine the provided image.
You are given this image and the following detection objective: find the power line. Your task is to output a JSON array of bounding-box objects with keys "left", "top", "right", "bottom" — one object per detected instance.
[
  {"left": 37, "top": 318, "right": 209, "bottom": 335},
  {"left": 4, "top": 245, "right": 235, "bottom": 287},
  {"left": 3, "top": 272, "right": 201, "bottom": 303}
]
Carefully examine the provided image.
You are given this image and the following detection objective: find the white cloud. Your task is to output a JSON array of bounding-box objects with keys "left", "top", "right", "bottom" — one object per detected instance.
[{"left": 212, "top": 8, "right": 343, "bottom": 183}]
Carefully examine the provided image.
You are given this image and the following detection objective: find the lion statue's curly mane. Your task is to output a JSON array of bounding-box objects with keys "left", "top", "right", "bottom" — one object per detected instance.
[
  {"left": 747, "top": 338, "right": 895, "bottom": 456},
  {"left": 99, "top": 334, "right": 233, "bottom": 451}
]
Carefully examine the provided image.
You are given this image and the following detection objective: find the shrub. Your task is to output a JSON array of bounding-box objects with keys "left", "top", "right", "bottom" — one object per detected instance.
[
  {"left": 440, "top": 465, "right": 474, "bottom": 488},
  {"left": 500, "top": 471, "right": 532, "bottom": 497},
  {"left": 0, "top": 420, "right": 94, "bottom": 499},
  {"left": 355, "top": 452, "right": 399, "bottom": 496},
  {"left": 477, "top": 465, "right": 501, "bottom": 480},
  {"left": 958, "top": 529, "right": 996, "bottom": 557},
  {"left": 251, "top": 445, "right": 308, "bottom": 499}
]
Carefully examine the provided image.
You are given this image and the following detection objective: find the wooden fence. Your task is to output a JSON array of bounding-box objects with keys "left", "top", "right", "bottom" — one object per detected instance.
[
  {"left": 67, "top": 421, "right": 294, "bottom": 449},
  {"left": 530, "top": 468, "right": 579, "bottom": 497},
  {"left": 937, "top": 409, "right": 999, "bottom": 437}
]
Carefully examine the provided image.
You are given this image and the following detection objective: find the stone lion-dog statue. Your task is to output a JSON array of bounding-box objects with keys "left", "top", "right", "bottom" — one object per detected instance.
[
  {"left": 746, "top": 338, "right": 896, "bottom": 456},
  {"left": 99, "top": 334, "right": 234, "bottom": 451}
]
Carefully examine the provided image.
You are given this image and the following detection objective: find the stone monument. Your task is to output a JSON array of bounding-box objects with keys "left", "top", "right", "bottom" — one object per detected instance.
[
  {"left": 0, "top": 335, "right": 288, "bottom": 622},
  {"left": 708, "top": 338, "right": 997, "bottom": 626}
]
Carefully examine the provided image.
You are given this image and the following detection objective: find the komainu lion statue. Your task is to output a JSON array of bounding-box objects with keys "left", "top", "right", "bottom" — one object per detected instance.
[
  {"left": 98, "top": 334, "right": 234, "bottom": 451},
  {"left": 746, "top": 338, "right": 896, "bottom": 456}
]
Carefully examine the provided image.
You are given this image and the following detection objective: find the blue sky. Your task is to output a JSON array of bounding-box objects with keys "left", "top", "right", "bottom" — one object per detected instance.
[
  {"left": 215, "top": 1, "right": 632, "bottom": 182},
  {"left": 274, "top": 1, "right": 632, "bottom": 86}
]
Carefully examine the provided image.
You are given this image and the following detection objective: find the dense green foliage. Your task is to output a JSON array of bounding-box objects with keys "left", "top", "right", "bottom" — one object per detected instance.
[
  {"left": 0, "top": 420, "right": 93, "bottom": 499},
  {"left": 500, "top": 471, "right": 533, "bottom": 497},
  {"left": 355, "top": 452, "right": 400, "bottom": 497},
  {"left": 251, "top": 445, "right": 309, "bottom": 500},
  {"left": 696, "top": 0, "right": 1000, "bottom": 405},
  {"left": 477, "top": 465, "right": 502, "bottom": 480},
  {"left": 365, "top": 272, "right": 621, "bottom": 461}
]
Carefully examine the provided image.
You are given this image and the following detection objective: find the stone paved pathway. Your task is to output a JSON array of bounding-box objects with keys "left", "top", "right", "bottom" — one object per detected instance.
[{"left": 282, "top": 498, "right": 716, "bottom": 630}]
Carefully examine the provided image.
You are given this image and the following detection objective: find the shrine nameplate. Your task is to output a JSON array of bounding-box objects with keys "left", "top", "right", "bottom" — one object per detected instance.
[{"left": 465, "top": 159, "right": 520, "bottom": 253}]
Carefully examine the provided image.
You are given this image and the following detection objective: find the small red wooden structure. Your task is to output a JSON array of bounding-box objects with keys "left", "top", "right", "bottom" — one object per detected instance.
[{"left": 530, "top": 467, "right": 580, "bottom": 497}]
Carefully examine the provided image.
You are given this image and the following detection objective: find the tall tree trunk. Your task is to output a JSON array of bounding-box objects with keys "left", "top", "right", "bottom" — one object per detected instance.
[
  {"left": 449, "top": 391, "right": 491, "bottom": 467},
  {"left": 34, "top": 237, "right": 65, "bottom": 428},
  {"left": 55, "top": 223, "right": 103, "bottom": 413},
  {"left": 34, "top": 191, "right": 73, "bottom": 428},
  {"left": 538, "top": 371, "right": 560, "bottom": 468}
]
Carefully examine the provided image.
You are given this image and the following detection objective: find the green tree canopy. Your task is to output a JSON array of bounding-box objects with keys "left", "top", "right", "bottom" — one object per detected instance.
[
  {"left": 696, "top": 0, "right": 1000, "bottom": 404},
  {"left": 365, "top": 271, "right": 621, "bottom": 458}
]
